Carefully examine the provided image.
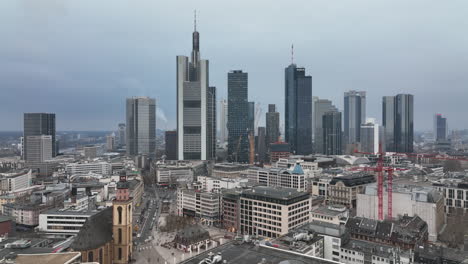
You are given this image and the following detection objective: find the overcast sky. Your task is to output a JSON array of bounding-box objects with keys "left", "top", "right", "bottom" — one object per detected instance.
[{"left": 1, "top": 0, "right": 467, "bottom": 132}]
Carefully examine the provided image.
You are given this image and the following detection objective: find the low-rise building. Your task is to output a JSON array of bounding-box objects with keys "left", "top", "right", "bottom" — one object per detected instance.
[
  {"left": 247, "top": 163, "right": 307, "bottom": 192},
  {"left": 151, "top": 160, "right": 203, "bottom": 186},
  {"left": 328, "top": 173, "right": 375, "bottom": 208},
  {"left": 0, "top": 170, "right": 32, "bottom": 194},
  {"left": 433, "top": 180, "right": 468, "bottom": 215},
  {"left": 311, "top": 205, "right": 348, "bottom": 225},
  {"left": 346, "top": 215, "right": 428, "bottom": 250},
  {"left": 3, "top": 202, "right": 55, "bottom": 226},
  {"left": 240, "top": 186, "right": 311, "bottom": 238},
  {"left": 196, "top": 176, "right": 247, "bottom": 193},
  {"left": 212, "top": 163, "right": 250, "bottom": 179},
  {"left": 301, "top": 220, "right": 349, "bottom": 262},
  {"left": 357, "top": 184, "right": 445, "bottom": 241},
  {"left": 340, "top": 239, "right": 413, "bottom": 264},
  {"left": 38, "top": 209, "right": 99, "bottom": 235},
  {"left": 177, "top": 188, "right": 222, "bottom": 226},
  {"left": 65, "top": 161, "right": 112, "bottom": 176}
]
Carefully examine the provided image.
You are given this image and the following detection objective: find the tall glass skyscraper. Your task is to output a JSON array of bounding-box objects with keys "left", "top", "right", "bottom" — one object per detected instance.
[
  {"left": 344, "top": 90, "right": 366, "bottom": 145},
  {"left": 313, "top": 99, "right": 337, "bottom": 154},
  {"left": 434, "top": 114, "right": 447, "bottom": 141},
  {"left": 285, "top": 64, "right": 312, "bottom": 155},
  {"left": 176, "top": 17, "right": 216, "bottom": 160},
  {"left": 23, "top": 113, "right": 56, "bottom": 160},
  {"left": 382, "top": 94, "right": 414, "bottom": 153},
  {"left": 227, "top": 70, "right": 249, "bottom": 163},
  {"left": 126, "top": 97, "right": 156, "bottom": 157},
  {"left": 266, "top": 104, "right": 280, "bottom": 147},
  {"left": 323, "top": 111, "right": 342, "bottom": 155}
]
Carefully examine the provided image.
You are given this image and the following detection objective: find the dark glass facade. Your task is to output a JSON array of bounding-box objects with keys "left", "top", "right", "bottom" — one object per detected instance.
[
  {"left": 382, "top": 94, "right": 414, "bottom": 153},
  {"left": 227, "top": 70, "right": 250, "bottom": 163},
  {"left": 23, "top": 113, "right": 56, "bottom": 159},
  {"left": 323, "top": 111, "right": 342, "bottom": 155},
  {"left": 285, "top": 64, "right": 312, "bottom": 155},
  {"left": 165, "top": 130, "right": 177, "bottom": 160},
  {"left": 434, "top": 114, "right": 447, "bottom": 141},
  {"left": 266, "top": 104, "right": 280, "bottom": 150}
]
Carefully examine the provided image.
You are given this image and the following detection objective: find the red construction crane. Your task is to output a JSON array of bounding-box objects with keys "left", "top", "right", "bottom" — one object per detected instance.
[
  {"left": 353, "top": 144, "right": 406, "bottom": 220},
  {"left": 353, "top": 147, "right": 468, "bottom": 220}
]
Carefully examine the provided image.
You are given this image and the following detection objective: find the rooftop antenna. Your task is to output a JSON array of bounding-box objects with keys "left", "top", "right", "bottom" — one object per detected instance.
[
  {"left": 291, "top": 44, "right": 294, "bottom": 64},
  {"left": 194, "top": 9, "right": 197, "bottom": 31}
]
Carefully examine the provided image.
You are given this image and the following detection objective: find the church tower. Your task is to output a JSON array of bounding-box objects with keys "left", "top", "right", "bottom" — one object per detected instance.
[{"left": 112, "top": 171, "right": 133, "bottom": 263}]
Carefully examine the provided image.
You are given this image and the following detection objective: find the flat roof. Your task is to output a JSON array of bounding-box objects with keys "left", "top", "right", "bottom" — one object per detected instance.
[
  {"left": 242, "top": 186, "right": 309, "bottom": 200},
  {"left": 180, "top": 242, "right": 338, "bottom": 264},
  {"left": 42, "top": 208, "right": 99, "bottom": 216},
  {"left": 312, "top": 205, "right": 347, "bottom": 217},
  {"left": 15, "top": 252, "right": 81, "bottom": 264}
]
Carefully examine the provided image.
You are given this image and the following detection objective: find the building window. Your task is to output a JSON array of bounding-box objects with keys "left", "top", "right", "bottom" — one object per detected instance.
[
  {"left": 88, "top": 251, "right": 94, "bottom": 262},
  {"left": 118, "top": 228, "right": 122, "bottom": 243},
  {"left": 117, "top": 206, "right": 123, "bottom": 224},
  {"left": 118, "top": 247, "right": 122, "bottom": 260}
]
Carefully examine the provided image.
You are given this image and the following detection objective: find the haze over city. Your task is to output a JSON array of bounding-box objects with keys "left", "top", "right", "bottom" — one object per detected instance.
[{"left": 1, "top": 0, "right": 467, "bottom": 131}]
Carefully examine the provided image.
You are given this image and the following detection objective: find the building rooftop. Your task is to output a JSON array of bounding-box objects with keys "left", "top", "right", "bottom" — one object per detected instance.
[
  {"left": 312, "top": 205, "right": 347, "bottom": 217},
  {"left": 329, "top": 173, "right": 375, "bottom": 187},
  {"left": 70, "top": 207, "right": 113, "bottom": 251},
  {"left": 342, "top": 239, "right": 396, "bottom": 259},
  {"left": 41, "top": 208, "right": 99, "bottom": 216},
  {"left": 242, "top": 186, "right": 309, "bottom": 201},
  {"left": 14, "top": 252, "right": 81, "bottom": 264},
  {"left": 180, "top": 242, "right": 338, "bottom": 264}
]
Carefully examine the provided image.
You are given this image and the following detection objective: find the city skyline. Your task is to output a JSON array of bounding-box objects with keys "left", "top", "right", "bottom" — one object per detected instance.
[{"left": 1, "top": 1, "right": 468, "bottom": 131}]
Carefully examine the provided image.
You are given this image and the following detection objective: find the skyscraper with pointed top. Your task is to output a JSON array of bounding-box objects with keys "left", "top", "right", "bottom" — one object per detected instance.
[
  {"left": 177, "top": 12, "right": 216, "bottom": 160},
  {"left": 285, "top": 46, "right": 313, "bottom": 155}
]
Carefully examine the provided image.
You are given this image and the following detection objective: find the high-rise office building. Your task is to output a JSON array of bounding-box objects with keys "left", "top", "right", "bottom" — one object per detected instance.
[
  {"left": 434, "top": 114, "right": 448, "bottom": 141},
  {"left": 360, "top": 118, "right": 382, "bottom": 154},
  {"left": 227, "top": 70, "right": 249, "bottom": 163},
  {"left": 266, "top": 104, "right": 280, "bottom": 147},
  {"left": 126, "top": 97, "right": 156, "bottom": 157},
  {"left": 248, "top": 102, "right": 255, "bottom": 133},
  {"left": 382, "top": 94, "right": 414, "bottom": 153},
  {"left": 25, "top": 135, "right": 52, "bottom": 162},
  {"left": 344, "top": 90, "right": 366, "bottom": 144},
  {"left": 313, "top": 99, "right": 338, "bottom": 154},
  {"left": 395, "top": 94, "right": 414, "bottom": 153},
  {"left": 106, "top": 133, "right": 115, "bottom": 151},
  {"left": 176, "top": 16, "right": 216, "bottom": 160},
  {"left": 165, "top": 130, "right": 177, "bottom": 160},
  {"left": 219, "top": 99, "right": 228, "bottom": 145},
  {"left": 285, "top": 64, "right": 312, "bottom": 155},
  {"left": 118, "top": 123, "right": 126, "bottom": 146},
  {"left": 23, "top": 113, "right": 56, "bottom": 159},
  {"left": 256, "top": 127, "right": 266, "bottom": 163},
  {"left": 382, "top": 96, "right": 395, "bottom": 152},
  {"left": 323, "top": 111, "right": 342, "bottom": 155}
]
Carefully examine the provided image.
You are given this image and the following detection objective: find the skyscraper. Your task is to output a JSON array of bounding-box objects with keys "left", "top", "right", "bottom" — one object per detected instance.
[
  {"left": 256, "top": 126, "right": 266, "bottom": 163},
  {"left": 313, "top": 99, "right": 337, "bottom": 154},
  {"left": 23, "top": 113, "right": 56, "bottom": 159},
  {"left": 126, "top": 97, "right": 156, "bottom": 157},
  {"left": 176, "top": 15, "right": 216, "bottom": 160},
  {"left": 248, "top": 101, "right": 255, "bottom": 133},
  {"left": 118, "top": 123, "right": 126, "bottom": 147},
  {"left": 266, "top": 104, "right": 280, "bottom": 147},
  {"left": 323, "top": 111, "right": 342, "bottom": 155},
  {"left": 219, "top": 99, "right": 228, "bottom": 145},
  {"left": 360, "top": 118, "right": 382, "bottom": 154},
  {"left": 165, "top": 130, "right": 177, "bottom": 160},
  {"left": 395, "top": 94, "right": 414, "bottom": 153},
  {"left": 227, "top": 70, "right": 249, "bottom": 163},
  {"left": 344, "top": 90, "right": 366, "bottom": 144},
  {"left": 382, "top": 94, "right": 414, "bottom": 153},
  {"left": 285, "top": 64, "right": 312, "bottom": 155},
  {"left": 25, "top": 135, "right": 52, "bottom": 162},
  {"left": 382, "top": 96, "right": 395, "bottom": 152},
  {"left": 434, "top": 114, "right": 448, "bottom": 141}
]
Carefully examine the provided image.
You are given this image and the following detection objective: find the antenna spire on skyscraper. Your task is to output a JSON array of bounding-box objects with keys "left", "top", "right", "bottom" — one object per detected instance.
[
  {"left": 194, "top": 9, "right": 197, "bottom": 31},
  {"left": 291, "top": 44, "right": 294, "bottom": 64}
]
